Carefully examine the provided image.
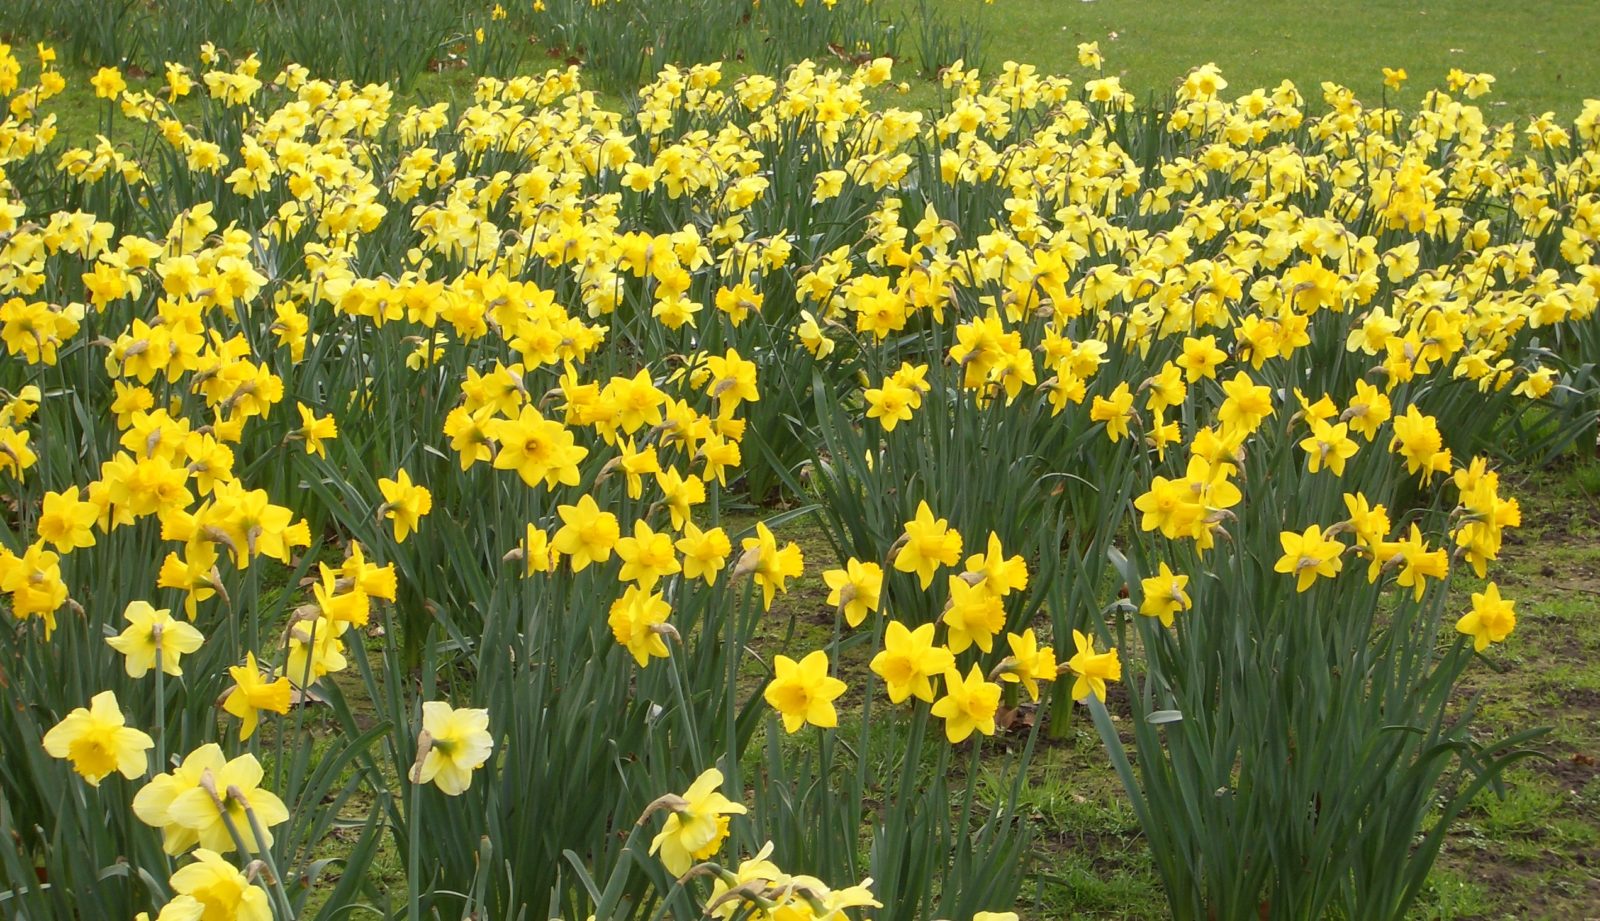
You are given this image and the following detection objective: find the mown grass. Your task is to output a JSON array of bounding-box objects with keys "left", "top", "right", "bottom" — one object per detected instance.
[
  {"left": 916, "top": 0, "right": 1600, "bottom": 122},
  {"left": 21, "top": 0, "right": 1600, "bottom": 152}
]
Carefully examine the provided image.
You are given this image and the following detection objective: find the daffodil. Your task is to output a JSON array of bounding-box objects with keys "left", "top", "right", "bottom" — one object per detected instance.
[
  {"left": 2, "top": 543, "right": 70, "bottom": 635},
  {"left": 764, "top": 650, "right": 847, "bottom": 733},
  {"left": 1380, "top": 523, "right": 1451, "bottom": 602},
  {"left": 1456, "top": 582, "right": 1516, "bottom": 651},
  {"left": 822, "top": 558, "right": 883, "bottom": 627},
  {"left": 412, "top": 702, "right": 495, "bottom": 795},
  {"left": 295, "top": 402, "right": 338, "bottom": 458},
  {"left": 377, "top": 468, "right": 432, "bottom": 542},
  {"left": 1065, "top": 631, "right": 1121, "bottom": 703},
  {"left": 42, "top": 690, "right": 153, "bottom": 785},
  {"left": 1274, "top": 525, "right": 1345, "bottom": 592},
  {"left": 36, "top": 486, "right": 98, "bottom": 551},
  {"left": 1138, "top": 562, "right": 1191, "bottom": 627},
  {"left": 1343, "top": 379, "right": 1392, "bottom": 440},
  {"left": 520, "top": 524, "right": 556, "bottom": 574},
  {"left": 656, "top": 466, "right": 707, "bottom": 531},
  {"left": 1389, "top": 406, "right": 1452, "bottom": 480},
  {"left": 1089, "top": 382, "right": 1136, "bottom": 442},
  {"left": 795, "top": 309, "right": 835, "bottom": 357},
  {"left": 157, "top": 849, "right": 271, "bottom": 921},
  {"left": 552, "top": 494, "right": 620, "bottom": 571},
  {"left": 930, "top": 664, "right": 1002, "bottom": 743},
  {"left": 1177, "top": 335, "right": 1227, "bottom": 382},
  {"left": 90, "top": 67, "right": 127, "bottom": 99},
  {"left": 892, "top": 501, "right": 963, "bottom": 590},
  {"left": 135, "top": 744, "right": 225, "bottom": 856},
  {"left": 865, "top": 378, "right": 917, "bottom": 431},
  {"left": 222, "top": 653, "right": 292, "bottom": 741},
  {"left": 647, "top": 768, "right": 747, "bottom": 876},
  {"left": 870, "top": 621, "right": 954, "bottom": 704},
  {"left": 676, "top": 523, "right": 732, "bottom": 584},
  {"left": 106, "top": 600, "right": 204, "bottom": 677},
  {"left": 164, "top": 752, "right": 289, "bottom": 854},
  {"left": 615, "top": 519, "right": 681, "bottom": 588},
  {"left": 488, "top": 405, "right": 587, "bottom": 489},
  {"left": 941, "top": 576, "right": 1007, "bottom": 654},
  {"left": 312, "top": 563, "right": 369, "bottom": 623},
  {"left": 608, "top": 585, "right": 674, "bottom": 666},
  {"left": 996, "top": 629, "right": 1057, "bottom": 701},
  {"left": 1217, "top": 371, "right": 1274, "bottom": 432},
  {"left": 1299, "top": 420, "right": 1359, "bottom": 476},
  {"left": 703, "top": 348, "right": 759, "bottom": 416},
  {"left": 737, "top": 522, "right": 804, "bottom": 611},
  {"left": 286, "top": 614, "right": 349, "bottom": 688}
]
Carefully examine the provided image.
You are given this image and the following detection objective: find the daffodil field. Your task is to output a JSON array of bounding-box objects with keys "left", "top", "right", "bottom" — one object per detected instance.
[{"left": 2, "top": 8, "right": 1600, "bottom": 920}]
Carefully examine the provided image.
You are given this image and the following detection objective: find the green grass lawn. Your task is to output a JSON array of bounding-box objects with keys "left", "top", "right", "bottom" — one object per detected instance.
[
  {"left": 925, "top": 0, "right": 1600, "bottom": 121},
  {"left": 18, "top": 0, "right": 1600, "bottom": 151},
  {"left": 1433, "top": 459, "right": 1600, "bottom": 919}
]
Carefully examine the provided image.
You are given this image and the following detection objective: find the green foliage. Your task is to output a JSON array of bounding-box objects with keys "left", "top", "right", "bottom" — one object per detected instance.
[{"left": 3, "top": 14, "right": 1600, "bottom": 920}]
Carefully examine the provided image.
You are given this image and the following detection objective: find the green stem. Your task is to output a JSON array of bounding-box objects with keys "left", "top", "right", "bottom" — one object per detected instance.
[
  {"left": 407, "top": 764, "right": 422, "bottom": 920},
  {"left": 665, "top": 649, "right": 705, "bottom": 768},
  {"left": 240, "top": 798, "right": 297, "bottom": 918},
  {"left": 153, "top": 644, "right": 166, "bottom": 772}
]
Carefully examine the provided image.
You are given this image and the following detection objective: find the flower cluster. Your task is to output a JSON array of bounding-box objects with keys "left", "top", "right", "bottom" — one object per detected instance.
[{"left": 1, "top": 32, "right": 1591, "bottom": 920}]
